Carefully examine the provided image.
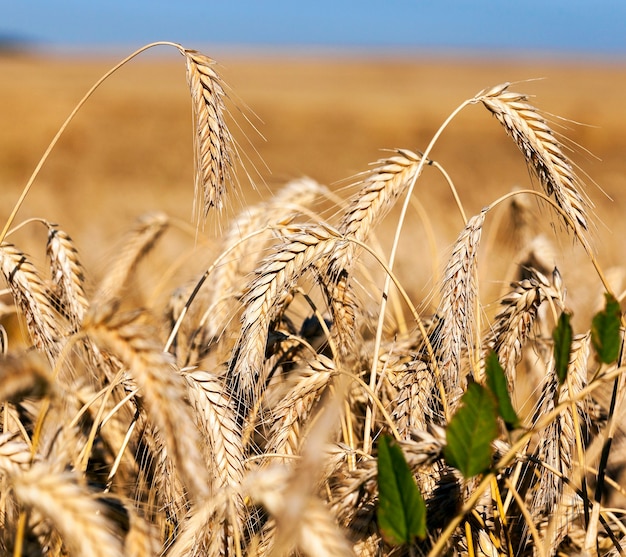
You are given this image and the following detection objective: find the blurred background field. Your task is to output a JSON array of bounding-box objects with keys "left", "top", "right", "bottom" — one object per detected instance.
[{"left": 2, "top": 52, "right": 626, "bottom": 302}]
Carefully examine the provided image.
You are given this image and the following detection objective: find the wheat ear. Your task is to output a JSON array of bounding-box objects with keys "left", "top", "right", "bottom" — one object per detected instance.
[
  {"left": 265, "top": 356, "right": 335, "bottom": 456},
  {"left": 390, "top": 359, "right": 434, "bottom": 438},
  {"left": 184, "top": 49, "right": 235, "bottom": 219},
  {"left": 184, "top": 369, "right": 245, "bottom": 491},
  {"left": 93, "top": 212, "right": 169, "bottom": 306},
  {"left": 46, "top": 224, "right": 89, "bottom": 330},
  {"left": 84, "top": 306, "right": 211, "bottom": 504},
  {"left": 9, "top": 463, "right": 125, "bottom": 557},
  {"left": 476, "top": 83, "right": 591, "bottom": 243},
  {"left": 0, "top": 243, "right": 62, "bottom": 360},
  {"left": 436, "top": 209, "right": 488, "bottom": 400},
  {"left": 484, "top": 268, "right": 560, "bottom": 384},
  {"left": 205, "top": 177, "right": 328, "bottom": 342},
  {"left": 227, "top": 223, "right": 341, "bottom": 412}
]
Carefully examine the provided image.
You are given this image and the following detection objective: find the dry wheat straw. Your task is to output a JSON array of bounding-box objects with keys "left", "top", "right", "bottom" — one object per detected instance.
[
  {"left": 46, "top": 225, "right": 89, "bottom": 330},
  {"left": 185, "top": 49, "right": 235, "bottom": 218},
  {"left": 476, "top": 83, "right": 591, "bottom": 241},
  {"left": 9, "top": 463, "right": 124, "bottom": 557},
  {"left": 84, "top": 306, "right": 211, "bottom": 504}
]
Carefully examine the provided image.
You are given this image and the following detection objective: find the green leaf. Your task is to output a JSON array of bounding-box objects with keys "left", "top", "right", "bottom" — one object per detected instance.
[
  {"left": 485, "top": 350, "right": 520, "bottom": 430},
  {"left": 592, "top": 293, "right": 622, "bottom": 364},
  {"left": 553, "top": 312, "right": 573, "bottom": 385},
  {"left": 444, "top": 382, "right": 498, "bottom": 478},
  {"left": 377, "top": 435, "right": 427, "bottom": 545}
]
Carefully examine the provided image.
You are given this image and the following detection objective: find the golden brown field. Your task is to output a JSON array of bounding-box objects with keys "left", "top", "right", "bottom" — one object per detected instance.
[
  {"left": 1, "top": 52, "right": 625, "bottom": 312},
  {"left": 2, "top": 48, "right": 626, "bottom": 556}
]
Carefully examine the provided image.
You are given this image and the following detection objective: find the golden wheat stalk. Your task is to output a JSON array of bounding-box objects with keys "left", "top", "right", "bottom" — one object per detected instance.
[{"left": 436, "top": 209, "right": 488, "bottom": 399}]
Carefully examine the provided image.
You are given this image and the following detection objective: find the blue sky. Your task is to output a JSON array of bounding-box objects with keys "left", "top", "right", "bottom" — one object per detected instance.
[{"left": 2, "top": 1, "right": 626, "bottom": 57}]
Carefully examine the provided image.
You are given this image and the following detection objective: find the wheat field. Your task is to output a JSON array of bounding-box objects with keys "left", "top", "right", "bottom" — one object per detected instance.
[{"left": 1, "top": 45, "right": 626, "bottom": 556}]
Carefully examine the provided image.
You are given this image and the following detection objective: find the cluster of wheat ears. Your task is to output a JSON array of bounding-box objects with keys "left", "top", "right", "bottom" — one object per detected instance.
[{"left": 1, "top": 42, "right": 625, "bottom": 557}]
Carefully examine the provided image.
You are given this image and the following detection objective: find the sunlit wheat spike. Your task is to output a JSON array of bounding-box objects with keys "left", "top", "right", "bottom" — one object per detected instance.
[
  {"left": 265, "top": 356, "right": 335, "bottom": 456},
  {"left": 46, "top": 225, "right": 89, "bottom": 330},
  {"left": 339, "top": 148, "right": 423, "bottom": 247},
  {"left": 94, "top": 212, "right": 169, "bottom": 305},
  {"left": 476, "top": 83, "right": 591, "bottom": 241},
  {"left": 0, "top": 432, "right": 32, "bottom": 475},
  {"left": 391, "top": 359, "right": 434, "bottom": 438},
  {"left": 244, "top": 465, "right": 354, "bottom": 557},
  {"left": 185, "top": 49, "right": 235, "bottom": 219},
  {"left": 205, "top": 177, "right": 329, "bottom": 344},
  {"left": 228, "top": 223, "right": 341, "bottom": 412},
  {"left": 483, "top": 268, "right": 555, "bottom": 383},
  {"left": 84, "top": 306, "right": 211, "bottom": 504},
  {"left": 184, "top": 369, "right": 245, "bottom": 491},
  {"left": 436, "top": 209, "right": 487, "bottom": 396},
  {"left": 9, "top": 463, "right": 125, "bottom": 557},
  {"left": 0, "top": 243, "right": 62, "bottom": 360}
]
